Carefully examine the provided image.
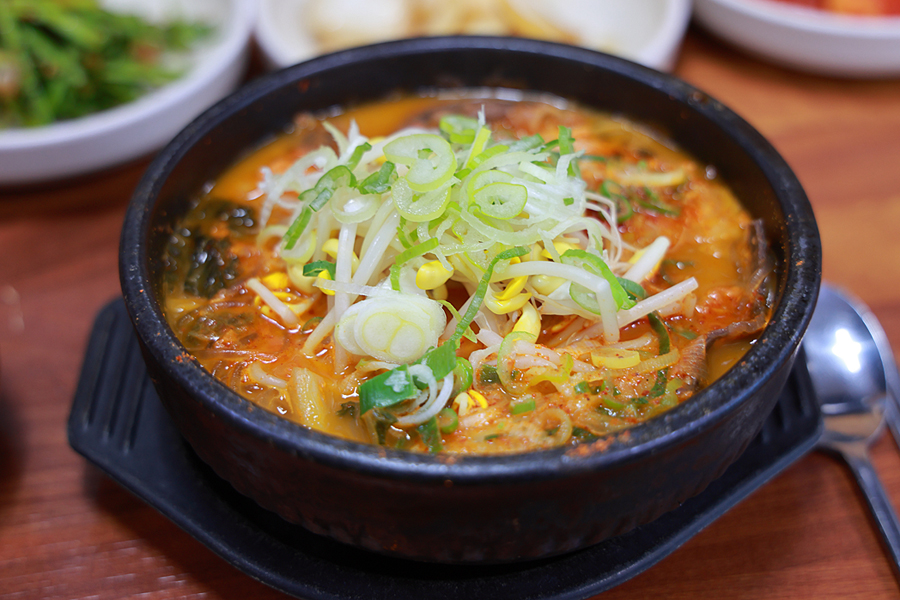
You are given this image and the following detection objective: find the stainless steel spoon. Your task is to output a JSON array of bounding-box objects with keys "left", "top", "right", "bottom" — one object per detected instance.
[{"left": 803, "top": 283, "right": 900, "bottom": 577}]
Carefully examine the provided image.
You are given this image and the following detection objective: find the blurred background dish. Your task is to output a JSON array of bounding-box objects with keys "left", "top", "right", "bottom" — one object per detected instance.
[
  {"left": 0, "top": 0, "right": 256, "bottom": 186},
  {"left": 255, "top": 0, "right": 692, "bottom": 72},
  {"left": 694, "top": 0, "right": 900, "bottom": 77}
]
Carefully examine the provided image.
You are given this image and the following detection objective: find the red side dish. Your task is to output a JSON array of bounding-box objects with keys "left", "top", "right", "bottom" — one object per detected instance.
[{"left": 767, "top": 0, "right": 900, "bottom": 15}]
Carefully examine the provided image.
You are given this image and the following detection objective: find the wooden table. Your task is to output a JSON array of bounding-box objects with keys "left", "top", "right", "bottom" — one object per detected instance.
[{"left": 2, "top": 28, "right": 900, "bottom": 599}]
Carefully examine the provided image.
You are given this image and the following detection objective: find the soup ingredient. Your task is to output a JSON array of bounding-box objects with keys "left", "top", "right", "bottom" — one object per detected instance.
[
  {"left": 305, "top": 0, "right": 578, "bottom": 54},
  {"left": 163, "top": 95, "right": 775, "bottom": 454},
  {"left": 0, "top": 0, "right": 211, "bottom": 128}
]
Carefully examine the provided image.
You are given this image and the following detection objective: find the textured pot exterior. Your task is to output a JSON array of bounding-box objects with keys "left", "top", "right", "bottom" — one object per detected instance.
[{"left": 121, "top": 37, "right": 821, "bottom": 563}]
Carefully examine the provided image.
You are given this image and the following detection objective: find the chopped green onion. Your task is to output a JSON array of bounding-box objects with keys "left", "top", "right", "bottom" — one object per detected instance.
[
  {"left": 359, "top": 365, "right": 418, "bottom": 414},
  {"left": 648, "top": 312, "right": 671, "bottom": 355},
  {"left": 618, "top": 277, "right": 646, "bottom": 301},
  {"left": 557, "top": 126, "right": 580, "bottom": 178},
  {"left": 392, "top": 177, "right": 452, "bottom": 222},
  {"left": 472, "top": 181, "right": 528, "bottom": 220},
  {"left": 389, "top": 238, "right": 439, "bottom": 290},
  {"left": 439, "top": 114, "right": 478, "bottom": 144},
  {"left": 357, "top": 342, "right": 459, "bottom": 414},
  {"left": 384, "top": 133, "right": 456, "bottom": 192},
  {"left": 452, "top": 357, "right": 474, "bottom": 395},
  {"left": 510, "top": 395, "right": 536, "bottom": 415},
  {"left": 357, "top": 161, "right": 395, "bottom": 194},
  {"left": 346, "top": 142, "right": 372, "bottom": 170},
  {"left": 479, "top": 364, "right": 499, "bottom": 384},
  {"left": 416, "top": 416, "right": 442, "bottom": 453},
  {"left": 302, "top": 260, "right": 336, "bottom": 278},
  {"left": 282, "top": 207, "right": 312, "bottom": 250},
  {"left": 561, "top": 249, "right": 631, "bottom": 310},
  {"left": 299, "top": 165, "right": 356, "bottom": 211},
  {"left": 436, "top": 407, "right": 459, "bottom": 434},
  {"left": 637, "top": 186, "right": 680, "bottom": 216}
]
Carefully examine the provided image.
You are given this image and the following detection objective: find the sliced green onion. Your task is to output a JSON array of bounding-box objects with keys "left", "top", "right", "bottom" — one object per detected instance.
[
  {"left": 330, "top": 191, "right": 379, "bottom": 224},
  {"left": 497, "top": 330, "right": 535, "bottom": 394},
  {"left": 439, "top": 114, "right": 478, "bottom": 144},
  {"left": 357, "top": 161, "right": 395, "bottom": 194},
  {"left": 392, "top": 177, "right": 452, "bottom": 222},
  {"left": 561, "top": 248, "right": 630, "bottom": 310},
  {"left": 452, "top": 357, "right": 474, "bottom": 395},
  {"left": 282, "top": 207, "right": 312, "bottom": 250},
  {"left": 436, "top": 407, "right": 459, "bottom": 434},
  {"left": 464, "top": 126, "right": 492, "bottom": 169},
  {"left": 557, "top": 125, "right": 580, "bottom": 178},
  {"left": 618, "top": 277, "right": 647, "bottom": 301},
  {"left": 299, "top": 165, "right": 356, "bottom": 211},
  {"left": 357, "top": 341, "right": 459, "bottom": 414},
  {"left": 648, "top": 312, "right": 671, "bottom": 355},
  {"left": 479, "top": 364, "right": 499, "bottom": 384},
  {"left": 302, "top": 260, "right": 336, "bottom": 278},
  {"left": 510, "top": 395, "right": 536, "bottom": 415},
  {"left": 389, "top": 237, "right": 439, "bottom": 291},
  {"left": 359, "top": 365, "right": 418, "bottom": 414},
  {"left": 637, "top": 186, "right": 680, "bottom": 216},
  {"left": 384, "top": 133, "right": 456, "bottom": 192},
  {"left": 468, "top": 144, "right": 508, "bottom": 169},
  {"left": 472, "top": 182, "right": 528, "bottom": 220},
  {"left": 416, "top": 416, "right": 443, "bottom": 453},
  {"left": 346, "top": 142, "right": 372, "bottom": 170}
]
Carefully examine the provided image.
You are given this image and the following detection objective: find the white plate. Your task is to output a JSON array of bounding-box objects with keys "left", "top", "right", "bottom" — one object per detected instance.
[
  {"left": 255, "top": 0, "right": 692, "bottom": 73},
  {"left": 0, "top": 0, "right": 256, "bottom": 186},
  {"left": 694, "top": 0, "right": 900, "bottom": 77}
]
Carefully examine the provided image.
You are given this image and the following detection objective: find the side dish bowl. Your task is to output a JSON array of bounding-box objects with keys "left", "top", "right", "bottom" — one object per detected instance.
[
  {"left": 0, "top": 0, "right": 255, "bottom": 186},
  {"left": 255, "top": 0, "right": 691, "bottom": 72},
  {"left": 120, "top": 37, "right": 821, "bottom": 563},
  {"left": 694, "top": 0, "right": 900, "bottom": 77}
]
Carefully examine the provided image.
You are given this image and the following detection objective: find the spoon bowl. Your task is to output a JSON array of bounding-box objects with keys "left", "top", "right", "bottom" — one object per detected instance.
[{"left": 803, "top": 283, "right": 900, "bottom": 579}]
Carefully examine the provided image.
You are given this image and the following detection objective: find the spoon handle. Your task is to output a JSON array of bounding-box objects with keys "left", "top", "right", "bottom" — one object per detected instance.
[
  {"left": 843, "top": 446, "right": 900, "bottom": 579},
  {"left": 886, "top": 401, "right": 900, "bottom": 451}
]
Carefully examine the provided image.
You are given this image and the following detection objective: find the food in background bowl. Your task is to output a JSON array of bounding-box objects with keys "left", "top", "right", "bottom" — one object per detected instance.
[
  {"left": 766, "top": 0, "right": 900, "bottom": 15},
  {"left": 0, "top": 0, "right": 212, "bottom": 129},
  {"left": 120, "top": 38, "right": 820, "bottom": 562},
  {"left": 161, "top": 92, "right": 775, "bottom": 454}
]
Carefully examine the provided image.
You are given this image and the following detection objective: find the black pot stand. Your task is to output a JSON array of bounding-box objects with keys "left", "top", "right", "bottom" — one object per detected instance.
[{"left": 69, "top": 299, "right": 823, "bottom": 600}]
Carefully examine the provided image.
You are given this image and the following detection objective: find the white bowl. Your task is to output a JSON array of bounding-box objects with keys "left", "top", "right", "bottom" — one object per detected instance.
[
  {"left": 694, "top": 0, "right": 900, "bottom": 77},
  {"left": 255, "top": 0, "right": 691, "bottom": 72},
  {"left": 0, "top": 0, "right": 256, "bottom": 186}
]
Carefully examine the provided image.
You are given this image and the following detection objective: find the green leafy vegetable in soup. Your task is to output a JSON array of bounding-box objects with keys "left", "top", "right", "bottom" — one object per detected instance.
[{"left": 162, "top": 93, "right": 775, "bottom": 454}]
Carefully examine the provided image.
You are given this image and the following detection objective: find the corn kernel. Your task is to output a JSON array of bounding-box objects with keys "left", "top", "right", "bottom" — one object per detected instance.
[
  {"left": 485, "top": 290, "right": 532, "bottom": 315},
  {"left": 261, "top": 272, "right": 289, "bottom": 289},
  {"left": 512, "top": 302, "right": 541, "bottom": 338},
  {"left": 469, "top": 389, "right": 489, "bottom": 408},
  {"left": 416, "top": 260, "right": 454, "bottom": 290},
  {"left": 591, "top": 348, "right": 641, "bottom": 369},
  {"left": 541, "top": 240, "right": 579, "bottom": 260},
  {"left": 317, "top": 270, "right": 335, "bottom": 295},
  {"left": 530, "top": 274, "right": 566, "bottom": 296}
]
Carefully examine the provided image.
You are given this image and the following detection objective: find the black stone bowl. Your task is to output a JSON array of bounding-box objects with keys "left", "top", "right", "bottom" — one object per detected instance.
[{"left": 119, "top": 37, "right": 821, "bottom": 564}]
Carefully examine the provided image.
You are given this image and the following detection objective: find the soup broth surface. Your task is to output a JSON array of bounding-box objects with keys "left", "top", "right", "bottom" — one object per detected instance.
[{"left": 162, "top": 92, "right": 774, "bottom": 454}]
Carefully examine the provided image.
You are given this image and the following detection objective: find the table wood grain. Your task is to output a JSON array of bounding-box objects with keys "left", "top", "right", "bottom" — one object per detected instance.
[{"left": 2, "top": 28, "right": 900, "bottom": 599}]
